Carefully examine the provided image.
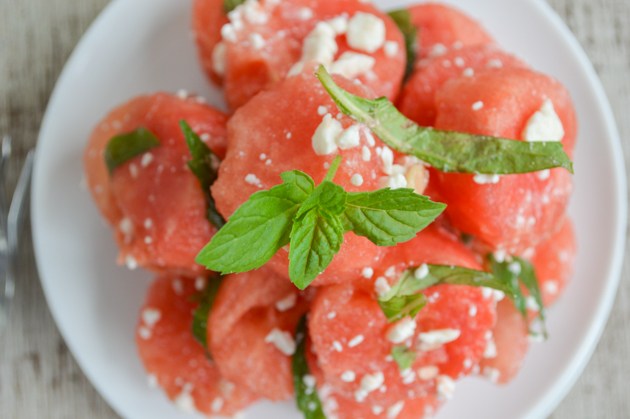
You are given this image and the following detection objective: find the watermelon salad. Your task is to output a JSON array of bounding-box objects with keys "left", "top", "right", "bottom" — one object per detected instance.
[{"left": 83, "top": 1, "right": 577, "bottom": 418}]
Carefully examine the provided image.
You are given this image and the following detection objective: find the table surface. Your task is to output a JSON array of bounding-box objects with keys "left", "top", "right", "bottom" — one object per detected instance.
[{"left": 1, "top": 0, "right": 628, "bottom": 418}]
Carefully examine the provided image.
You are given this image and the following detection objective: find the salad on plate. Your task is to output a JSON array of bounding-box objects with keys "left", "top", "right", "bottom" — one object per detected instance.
[{"left": 82, "top": 1, "right": 577, "bottom": 417}]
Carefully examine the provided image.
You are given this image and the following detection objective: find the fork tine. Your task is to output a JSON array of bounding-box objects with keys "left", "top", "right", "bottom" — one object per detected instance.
[{"left": 7, "top": 150, "right": 34, "bottom": 252}]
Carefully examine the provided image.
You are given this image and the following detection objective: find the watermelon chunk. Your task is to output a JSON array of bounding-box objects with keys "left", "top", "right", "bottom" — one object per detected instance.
[
  {"left": 136, "top": 275, "right": 257, "bottom": 415},
  {"left": 212, "top": 69, "right": 407, "bottom": 284},
  {"left": 212, "top": 0, "right": 405, "bottom": 109},
  {"left": 208, "top": 267, "right": 310, "bottom": 400},
  {"left": 308, "top": 227, "right": 497, "bottom": 408},
  {"left": 84, "top": 93, "right": 228, "bottom": 276},
  {"left": 193, "top": 0, "right": 229, "bottom": 85},
  {"left": 431, "top": 68, "right": 577, "bottom": 253},
  {"left": 477, "top": 299, "right": 529, "bottom": 385},
  {"left": 399, "top": 44, "right": 527, "bottom": 126},
  {"left": 407, "top": 3, "right": 493, "bottom": 59},
  {"left": 531, "top": 217, "right": 576, "bottom": 307}
]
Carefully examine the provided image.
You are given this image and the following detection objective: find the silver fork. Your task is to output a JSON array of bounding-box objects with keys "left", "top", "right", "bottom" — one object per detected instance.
[{"left": 0, "top": 136, "right": 34, "bottom": 331}]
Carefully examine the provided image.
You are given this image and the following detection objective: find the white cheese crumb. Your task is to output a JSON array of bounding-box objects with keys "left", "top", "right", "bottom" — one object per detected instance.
[
  {"left": 143, "top": 218, "right": 153, "bottom": 229},
  {"left": 361, "top": 145, "right": 372, "bottom": 161},
  {"left": 303, "top": 374, "right": 316, "bottom": 389},
  {"left": 174, "top": 384, "right": 196, "bottom": 413},
  {"left": 387, "top": 317, "right": 417, "bottom": 344},
  {"left": 125, "top": 255, "right": 138, "bottom": 270},
  {"left": 296, "top": 7, "right": 314, "bottom": 20},
  {"left": 327, "top": 311, "right": 337, "bottom": 320},
  {"left": 275, "top": 294, "right": 297, "bottom": 312},
  {"left": 347, "top": 13, "right": 386, "bottom": 53},
  {"left": 355, "top": 372, "right": 385, "bottom": 402},
  {"left": 212, "top": 42, "right": 227, "bottom": 75},
  {"left": 418, "top": 329, "right": 461, "bottom": 351},
  {"left": 417, "top": 366, "right": 439, "bottom": 381},
  {"left": 384, "top": 41, "right": 399, "bottom": 57},
  {"left": 245, "top": 173, "right": 262, "bottom": 187},
  {"left": 317, "top": 105, "right": 329, "bottom": 116},
  {"left": 300, "top": 21, "right": 338, "bottom": 65},
  {"left": 483, "top": 366, "right": 501, "bottom": 383},
  {"left": 337, "top": 124, "right": 362, "bottom": 149},
  {"left": 486, "top": 58, "right": 503, "bottom": 68},
  {"left": 508, "top": 261, "right": 522, "bottom": 275},
  {"left": 545, "top": 280, "right": 559, "bottom": 295},
  {"left": 119, "top": 217, "right": 134, "bottom": 236},
  {"left": 429, "top": 43, "right": 447, "bottom": 57},
  {"left": 526, "top": 296, "right": 541, "bottom": 311},
  {"left": 374, "top": 277, "right": 392, "bottom": 297},
  {"left": 207, "top": 397, "right": 223, "bottom": 414},
  {"left": 414, "top": 264, "right": 429, "bottom": 279},
  {"left": 341, "top": 371, "right": 356, "bottom": 382},
  {"left": 437, "top": 375, "right": 456, "bottom": 400},
  {"left": 172, "top": 279, "right": 184, "bottom": 295},
  {"left": 351, "top": 173, "right": 364, "bottom": 186},
  {"left": 362, "top": 267, "right": 374, "bottom": 279},
  {"left": 265, "top": 329, "right": 296, "bottom": 356},
  {"left": 142, "top": 308, "right": 161, "bottom": 327},
  {"left": 141, "top": 152, "right": 154, "bottom": 168},
  {"left": 176, "top": 89, "right": 189, "bottom": 100},
  {"left": 387, "top": 401, "right": 405, "bottom": 419},
  {"left": 372, "top": 406, "right": 385, "bottom": 415},
  {"left": 468, "top": 304, "right": 478, "bottom": 317},
  {"left": 454, "top": 57, "right": 465, "bottom": 67},
  {"left": 332, "top": 341, "right": 343, "bottom": 352},
  {"left": 382, "top": 174, "right": 407, "bottom": 189},
  {"left": 471, "top": 100, "right": 484, "bottom": 111},
  {"left": 473, "top": 174, "right": 501, "bottom": 185},
  {"left": 138, "top": 327, "right": 151, "bottom": 340},
  {"left": 483, "top": 339, "right": 498, "bottom": 359},
  {"left": 312, "top": 114, "right": 342, "bottom": 155},
  {"left": 249, "top": 32, "right": 265, "bottom": 50},
  {"left": 328, "top": 15, "right": 349, "bottom": 34},
  {"left": 194, "top": 277, "right": 206, "bottom": 291},
  {"left": 522, "top": 99, "right": 565, "bottom": 142},
  {"left": 330, "top": 52, "right": 375, "bottom": 79},
  {"left": 462, "top": 67, "right": 475, "bottom": 77},
  {"left": 348, "top": 335, "right": 365, "bottom": 348},
  {"left": 538, "top": 169, "right": 551, "bottom": 180}
]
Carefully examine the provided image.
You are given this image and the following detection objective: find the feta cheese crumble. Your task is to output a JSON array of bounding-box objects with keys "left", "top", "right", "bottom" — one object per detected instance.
[
  {"left": 417, "top": 329, "right": 461, "bottom": 351},
  {"left": 312, "top": 114, "right": 343, "bottom": 155},
  {"left": 521, "top": 99, "right": 565, "bottom": 142},
  {"left": 387, "top": 317, "right": 416, "bottom": 344},
  {"left": 347, "top": 13, "right": 386, "bottom": 53},
  {"left": 264, "top": 328, "right": 296, "bottom": 355}
]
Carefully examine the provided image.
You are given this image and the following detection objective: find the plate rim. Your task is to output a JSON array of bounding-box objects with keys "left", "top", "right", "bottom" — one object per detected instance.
[{"left": 31, "top": 0, "right": 628, "bottom": 418}]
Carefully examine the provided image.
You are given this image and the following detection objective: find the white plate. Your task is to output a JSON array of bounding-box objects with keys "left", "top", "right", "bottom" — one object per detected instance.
[{"left": 32, "top": 0, "right": 626, "bottom": 418}]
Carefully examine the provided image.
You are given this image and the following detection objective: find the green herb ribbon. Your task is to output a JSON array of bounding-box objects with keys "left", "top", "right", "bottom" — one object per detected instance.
[
  {"left": 292, "top": 317, "right": 326, "bottom": 419},
  {"left": 316, "top": 66, "right": 573, "bottom": 175},
  {"left": 191, "top": 275, "right": 223, "bottom": 351},
  {"left": 388, "top": 9, "right": 417, "bottom": 81},
  {"left": 180, "top": 121, "right": 226, "bottom": 229},
  {"left": 104, "top": 127, "right": 160, "bottom": 173}
]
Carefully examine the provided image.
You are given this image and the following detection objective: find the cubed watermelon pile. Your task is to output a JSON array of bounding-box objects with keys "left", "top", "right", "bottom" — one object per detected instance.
[{"left": 84, "top": 1, "right": 577, "bottom": 418}]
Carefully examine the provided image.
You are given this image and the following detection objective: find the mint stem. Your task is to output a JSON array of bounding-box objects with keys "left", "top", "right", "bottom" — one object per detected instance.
[{"left": 324, "top": 155, "right": 343, "bottom": 183}]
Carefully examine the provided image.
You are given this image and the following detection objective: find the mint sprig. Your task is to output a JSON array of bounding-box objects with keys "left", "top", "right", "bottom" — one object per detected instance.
[
  {"left": 196, "top": 156, "right": 445, "bottom": 289},
  {"left": 488, "top": 255, "right": 547, "bottom": 338},
  {"left": 104, "top": 127, "right": 160, "bottom": 173},
  {"left": 388, "top": 9, "right": 417, "bottom": 81},
  {"left": 316, "top": 66, "right": 573, "bottom": 175},
  {"left": 292, "top": 317, "right": 326, "bottom": 419},
  {"left": 191, "top": 275, "right": 223, "bottom": 351},
  {"left": 180, "top": 120, "right": 226, "bottom": 229}
]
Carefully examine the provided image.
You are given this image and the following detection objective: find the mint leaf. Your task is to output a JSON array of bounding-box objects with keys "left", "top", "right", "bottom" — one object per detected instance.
[
  {"left": 289, "top": 209, "right": 344, "bottom": 289},
  {"left": 191, "top": 275, "right": 223, "bottom": 351},
  {"left": 392, "top": 345, "right": 417, "bottom": 371},
  {"left": 224, "top": 0, "right": 246, "bottom": 13},
  {"left": 316, "top": 66, "right": 573, "bottom": 175},
  {"left": 180, "top": 120, "right": 225, "bottom": 229},
  {"left": 344, "top": 188, "right": 445, "bottom": 246},
  {"left": 292, "top": 317, "right": 326, "bottom": 419},
  {"left": 489, "top": 255, "right": 547, "bottom": 338},
  {"left": 104, "top": 127, "right": 160, "bottom": 173},
  {"left": 196, "top": 171, "right": 314, "bottom": 273},
  {"left": 378, "top": 265, "right": 501, "bottom": 322},
  {"left": 388, "top": 9, "right": 417, "bottom": 81}
]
